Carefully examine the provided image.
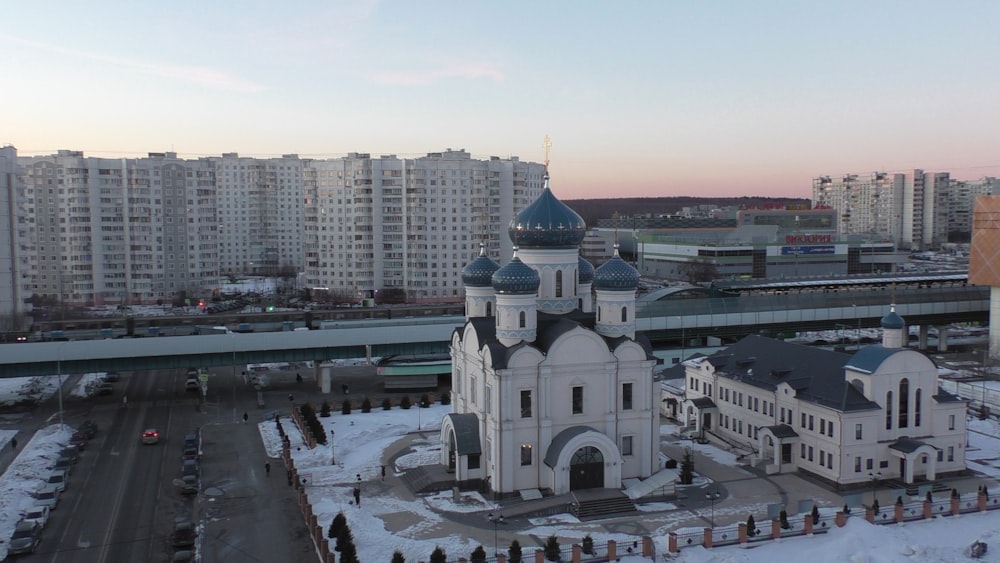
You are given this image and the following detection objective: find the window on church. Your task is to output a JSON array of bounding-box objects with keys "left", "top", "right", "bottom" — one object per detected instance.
[
  {"left": 947, "top": 446, "right": 954, "bottom": 462},
  {"left": 622, "top": 383, "right": 633, "bottom": 410},
  {"left": 486, "top": 302, "right": 492, "bottom": 316},
  {"left": 898, "top": 379, "right": 909, "bottom": 428},
  {"left": 854, "top": 457, "right": 861, "bottom": 472},
  {"left": 519, "top": 311, "right": 526, "bottom": 328},
  {"left": 468, "top": 454, "right": 480, "bottom": 469},
  {"left": 885, "top": 390, "right": 893, "bottom": 430},
  {"left": 915, "top": 388, "right": 922, "bottom": 426},
  {"left": 621, "top": 435, "right": 633, "bottom": 456},
  {"left": 520, "top": 390, "right": 532, "bottom": 418},
  {"left": 520, "top": 444, "right": 533, "bottom": 466},
  {"left": 855, "top": 423, "right": 863, "bottom": 440},
  {"left": 555, "top": 270, "right": 563, "bottom": 298},
  {"left": 485, "top": 386, "right": 491, "bottom": 414},
  {"left": 572, "top": 386, "right": 583, "bottom": 414},
  {"left": 948, "top": 414, "right": 955, "bottom": 430},
  {"left": 620, "top": 306, "right": 627, "bottom": 322}
]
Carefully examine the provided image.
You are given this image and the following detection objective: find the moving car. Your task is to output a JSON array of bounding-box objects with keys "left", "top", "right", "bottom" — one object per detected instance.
[
  {"left": 142, "top": 429, "right": 160, "bottom": 445},
  {"left": 8, "top": 520, "right": 41, "bottom": 555},
  {"left": 22, "top": 505, "right": 50, "bottom": 529},
  {"left": 185, "top": 378, "right": 200, "bottom": 392},
  {"left": 96, "top": 382, "right": 114, "bottom": 395},
  {"left": 102, "top": 371, "right": 121, "bottom": 382}
]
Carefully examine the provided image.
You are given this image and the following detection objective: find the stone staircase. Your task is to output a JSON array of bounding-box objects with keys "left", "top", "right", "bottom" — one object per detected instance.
[
  {"left": 571, "top": 489, "right": 637, "bottom": 521},
  {"left": 881, "top": 478, "right": 952, "bottom": 497}
]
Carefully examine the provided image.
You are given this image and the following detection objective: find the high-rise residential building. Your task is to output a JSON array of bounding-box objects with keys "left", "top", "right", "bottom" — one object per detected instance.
[
  {"left": 948, "top": 177, "right": 1000, "bottom": 237},
  {"left": 302, "top": 149, "right": 545, "bottom": 303},
  {"left": 812, "top": 170, "right": 969, "bottom": 251},
  {"left": 0, "top": 146, "right": 20, "bottom": 326},
  {"left": 213, "top": 153, "right": 304, "bottom": 278},
  {"left": 17, "top": 150, "right": 218, "bottom": 306}
]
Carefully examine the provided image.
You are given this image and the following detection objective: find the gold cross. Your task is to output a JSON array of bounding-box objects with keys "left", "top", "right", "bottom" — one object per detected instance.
[{"left": 543, "top": 135, "right": 552, "bottom": 169}]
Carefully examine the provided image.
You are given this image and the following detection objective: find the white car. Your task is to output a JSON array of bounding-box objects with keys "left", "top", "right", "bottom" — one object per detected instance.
[
  {"left": 45, "top": 469, "right": 68, "bottom": 493},
  {"left": 33, "top": 485, "right": 60, "bottom": 511},
  {"left": 23, "top": 505, "right": 50, "bottom": 529}
]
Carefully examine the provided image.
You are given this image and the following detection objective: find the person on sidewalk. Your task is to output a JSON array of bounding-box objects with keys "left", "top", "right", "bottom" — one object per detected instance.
[
  {"left": 265, "top": 461, "right": 271, "bottom": 476},
  {"left": 10, "top": 437, "right": 16, "bottom": 451},
  {"left": 243, "top": 412, "right": 249, "bottom": 424},
  {"left": 353, "top": 486, "right": 361, "bottom": 507},
  {"left": 381, "top": 464, "right": 386, "bottom": 481}
]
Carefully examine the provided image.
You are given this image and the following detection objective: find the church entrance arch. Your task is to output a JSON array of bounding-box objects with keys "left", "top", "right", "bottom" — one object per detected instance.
[{"left": 570, "top": 446, "right": 604, "bottom": 490}]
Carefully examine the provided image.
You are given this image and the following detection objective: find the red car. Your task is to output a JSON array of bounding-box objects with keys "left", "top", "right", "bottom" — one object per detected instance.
[
  {"left": 69, "top": 432, "right": 88, "bottom": 450},
  {"left": 142, "top": 429, "right": 160, "bottom": 445}
]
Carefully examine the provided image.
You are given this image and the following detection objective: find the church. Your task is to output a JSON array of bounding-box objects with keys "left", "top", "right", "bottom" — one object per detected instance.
[{"left": 439, "top": 173, "right": 660, "bottom": 497}]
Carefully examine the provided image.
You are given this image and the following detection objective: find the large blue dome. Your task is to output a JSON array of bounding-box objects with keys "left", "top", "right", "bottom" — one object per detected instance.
[
  {"left": 492, "top": 252, "right": 540, "bottom": 295},
  {"left": 508, "top": 175, "right": 586, "bottom": 249},
  {"left": 462, "top": 244, "right": 501, "bottom": 287},
  {"left": 593, "top": 248, "right": 639, "bottom": 291},
  {"left": 578, "top": 255, "right": 595, "bottom": 284}
]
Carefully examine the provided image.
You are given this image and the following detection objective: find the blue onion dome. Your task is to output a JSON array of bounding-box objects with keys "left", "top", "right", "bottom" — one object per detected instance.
[
  {"left": 578, "top": 255, "right": 595, "bottom": 284},
  {"left": 508, "top": 174, "right": 586, "bottom": 248},
  {"left": 880, "top": 305, "right": 905, "bottom": 329},
  {"left": 462, "top": 243, "right": 501, "bottom": 287},
  {"left": 593, "top": 245, "right": 639, "bottom": 291},
  {"left": 492, "top": 248, "right": 540, "bottom": 295}
]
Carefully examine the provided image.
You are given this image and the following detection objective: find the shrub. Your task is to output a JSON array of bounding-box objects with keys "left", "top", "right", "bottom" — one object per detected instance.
[
  {"left": 470, "top": 545, "right": 487, "bottom": 563},
  {"left": 544, "top": 535, "right": 560, "bottom": 561},
  {"left": 400, "top": 395, "right": 412, "bottom": 409},
  {"left": 339, "top": 541, "right": 359, "bottom": 563},
  {"left": 420, "top": 393, "right": 430, "bottom": 407},
  {"left": 328, "top": 511, "right": 346, "bottom": 539},
  {"left": 300, "top": 403, "right": 315, "bottom": 419},
  {"left": 391, "top": 551, "right": 405, "bottom": 563},
  {"left": 679, "top": 448, "right": 694, "bottom": 485},
  {"left": 746, "top": 514, "right": 757, "bottom": 536},
  {"left": 508, "top": 539, "right": 523, "bottom": 563},
  {"left": 582, "top": 534, "right": 594, "bottom": 554},
  {"left": 440, "top": 391, "right": 451, "bottom": 405},
  {"left": 812, "top": 504, "right": 820, "bottom": 525},
  {"left": 341, "top": 399, "right": 352, "bottom": 415},
  {"left": 429, "top": 546, "right": 446, "bottom": 563},
  {"left": 320, "top": 400, "right": 331, "bottom": 417},
  {"left": 335, "top": 522, "right": 354, "bottom": 552},
  {"left": 361, "top": 396, "right": 372, "bottom": 413},
  {"left": 382, "top": 397, "right": 392, "bottom": 410}
]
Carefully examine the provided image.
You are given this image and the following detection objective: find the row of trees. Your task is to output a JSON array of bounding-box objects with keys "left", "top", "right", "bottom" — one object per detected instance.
[{"left": 319, "top": 393, "right": 451, "bottom": 416}]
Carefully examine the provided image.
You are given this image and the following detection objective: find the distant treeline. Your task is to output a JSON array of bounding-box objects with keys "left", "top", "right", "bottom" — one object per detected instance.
[{"left": 563, "top": 196, "right": 812, "bottom": 228}]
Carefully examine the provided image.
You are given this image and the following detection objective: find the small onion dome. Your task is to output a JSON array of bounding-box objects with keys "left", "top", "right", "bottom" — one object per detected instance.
[
  {"left": 462, "top": 243, "right": 501, "bottom": 287},
  {"left": 508, "top": 175, "right": 586, "bottom": 248},
  {"left": 578, "top": 255, "right": 595, "bottom": 284},
  {"left": 593, "top": 246, "right": 639, "bottom": 291},
  {"left": 880, "top": 306, "right": 905, "bottom": 329},
  {"left": 492, "top": 249, "right": 540, "bottom": 295}
]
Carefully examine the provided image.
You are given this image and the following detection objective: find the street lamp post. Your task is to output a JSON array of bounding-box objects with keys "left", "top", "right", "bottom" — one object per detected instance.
[
  {"left": 869, "top": 472, "right": 882, "bottom": 508},
  {"left": 853, "top": 304, "right": 860, "bottom": 350},
  {"left": 488, "top": 510, "right": 505, "bottom": 556},
  {"left": 330, "top": 430, "right": 336, "bottom": 465},
  {"left": 705, "top": 490, "right": 721, "bottom": 528}
]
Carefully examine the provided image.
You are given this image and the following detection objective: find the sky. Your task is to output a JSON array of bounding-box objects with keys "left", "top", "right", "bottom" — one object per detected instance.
[
  {"left": 3, "top": 363, "right": 1000, "bottom": 561},
  {"left": 3, "top": 1, "right": 1000, "bottom": 199}
]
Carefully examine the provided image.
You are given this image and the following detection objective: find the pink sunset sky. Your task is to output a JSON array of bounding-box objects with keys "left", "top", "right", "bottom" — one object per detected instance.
[{"left": 2, "top": 1, "right": 999, "bottom": 199}]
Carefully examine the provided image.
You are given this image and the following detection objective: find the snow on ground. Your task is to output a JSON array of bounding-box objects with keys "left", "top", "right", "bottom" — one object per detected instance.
[{"left": 5, "top": 366, "right": 1000, "bottom": 561}]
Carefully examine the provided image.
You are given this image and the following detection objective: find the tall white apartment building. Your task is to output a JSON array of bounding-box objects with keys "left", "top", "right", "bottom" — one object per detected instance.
[
  {"left": 0, "top": 146, "right": 20, "bottom": 325},
  {"left": 302, "top": 149, "right": 545, "bottom": 303},
  {"left": 18, "top": 151, "right": 218, "bottom": 306},
  {"left": 948, "top": 177, "right": 1000, "bottom": 237},
  {"left": 813, "top": 170, "right": 956, "bottom": 251},
  {"left": 213, "top": 153, "right": 305, "bottom": 277}
]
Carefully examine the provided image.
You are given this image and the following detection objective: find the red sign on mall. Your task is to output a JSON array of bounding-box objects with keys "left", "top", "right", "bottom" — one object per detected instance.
[{"left": 785, "top": 234, "right": 833, "bottom": 244}]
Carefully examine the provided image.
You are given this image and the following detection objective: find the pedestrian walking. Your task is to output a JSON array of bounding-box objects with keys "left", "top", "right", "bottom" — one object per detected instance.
[
  {"left": 265, "top": 461, "right": 271, "bottom": 476},
  {"left": 353, "top": 486, "right": 361, "bottom": 507},
  {"left": 243, "top": 412, "right": 249, "bottom": 424},
  {"left": 10, "top": 437, "right": 17, "bottom": 451},
  {"left": 341, "top": 383, "right": 348, "bottom": 395},
  {"left": 381, "top": 464, "right": 386, "bottom": 481},
  {"left": 122, "top": 394, "right": 128, "bottom": 408},
  {"left": 296, "top": 372, "right": 303, "bottom": 383}
]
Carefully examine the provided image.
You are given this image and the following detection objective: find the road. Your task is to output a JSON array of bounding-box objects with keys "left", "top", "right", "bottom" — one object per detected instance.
[{"left": 16, "top": 365, "right": 314, "bottom": 563}]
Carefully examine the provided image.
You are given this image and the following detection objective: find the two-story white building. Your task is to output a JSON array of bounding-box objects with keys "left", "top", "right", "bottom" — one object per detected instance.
[
  {"left": 439, "top": 174, "right": 660, "bottom": 496},
  {"left": 679, "top": 308, "right": 967, "bottom": 487}
]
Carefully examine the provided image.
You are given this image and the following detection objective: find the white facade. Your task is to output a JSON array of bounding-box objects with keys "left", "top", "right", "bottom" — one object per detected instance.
[
  {"left": 678, "top": 311, "right": 967, "bottom": 486},
  {"left": 0, "top": 146, "right": 20, "bottom": 325},
  {"left": 442, "top": 178, "right": 659, "bottom": 497}
]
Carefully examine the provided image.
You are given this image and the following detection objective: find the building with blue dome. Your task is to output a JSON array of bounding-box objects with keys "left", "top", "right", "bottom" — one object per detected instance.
[{"left": 442, "top": 172, "right": 660, "bottom": 500}]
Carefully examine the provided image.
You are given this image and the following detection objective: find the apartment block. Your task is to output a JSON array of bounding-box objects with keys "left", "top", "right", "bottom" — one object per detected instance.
[{"left": 0, "top": 146, "right": 19, "bottom": 324}]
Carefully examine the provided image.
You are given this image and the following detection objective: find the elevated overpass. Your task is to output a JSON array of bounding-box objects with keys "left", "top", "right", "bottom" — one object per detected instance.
[{"left": 0, "top": 284, "right": 988, "bottom": 379}]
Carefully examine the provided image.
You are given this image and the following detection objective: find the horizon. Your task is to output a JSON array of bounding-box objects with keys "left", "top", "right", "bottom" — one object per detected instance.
[{"left": 3, "top": 1, "right": 1000, "bottom": 199}]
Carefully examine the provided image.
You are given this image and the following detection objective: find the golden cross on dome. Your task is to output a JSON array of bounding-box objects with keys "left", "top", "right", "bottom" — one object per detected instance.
[{"left": 543, "top": 135, "right": 552, "bottom": 169}]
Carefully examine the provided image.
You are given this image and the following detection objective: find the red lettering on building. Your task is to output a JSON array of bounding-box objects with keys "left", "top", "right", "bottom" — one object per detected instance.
[{"left": 784, "top": 234, "right": 833, "bottom": 244}]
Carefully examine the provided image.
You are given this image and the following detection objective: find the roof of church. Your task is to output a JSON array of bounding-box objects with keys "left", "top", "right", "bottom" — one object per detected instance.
[
  {"left": 491, "top": 253, "right": 540, "bottom": 294},
  {"left": 508, "top": 175, "right": 586, "bottom": 249},
  {"left": 462, "top": 244, "right": 501, "bottom": 287},
  {"left": 544, "top": 425, "right": 598, "bottom": 468},
  {"left": 458, "top": 311, "right": 655, "bottom": 369},
  {"left": 881, "top": 307, "right": 905, "bottom": 329},
  {"left": 704, "top": 335, "right": 879, "bottom": 412},
  {"left": 578, "top": 255, "right": 595, "bottom": 284},
  {"left": 593, "top": 247, "right": 640, "bottom": 291},
  {"left": 843, "top": 345, "right": 909, "bottom": 374}
]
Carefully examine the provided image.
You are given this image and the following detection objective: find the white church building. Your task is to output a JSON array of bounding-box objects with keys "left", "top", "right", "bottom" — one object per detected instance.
[
  {"left": 439, "top": 174, "right": 660, "bottom": 496},
  {"left": 678, "top": 307, "right": 968, "bottom": 487}
]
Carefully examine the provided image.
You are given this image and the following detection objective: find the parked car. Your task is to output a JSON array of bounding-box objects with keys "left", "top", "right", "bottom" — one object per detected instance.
[
  {"left": 172, "top": 549, "right": 196, "bottom": 562},
  {"left": 22, "top": 505, "right": 50, "bottom": 529},
  {"left": 171, "top": 520, "right": 197, "bottom": 548},
  {"left": 59, "top": 446, "right": 80, "bottom": 462},
  {"left": 69, "top": 432, "right": 88, "bottom": 450},
  {"left": 45, "top": 469, "right": 69, "bottom": 493},
  {"left": 33, "top": 485, "right": 60, "bottom": 511},
  {"left": 181, "top": 459, "right": 199, "bottom": 477},
  {"left": 102, "top": 371, "right": 121, "bottom": 382},
  {"left": 8, "top": 520, "right": 41, "bottom": 555},
  {"left": 79, "top": 419, "right": 98, "bottom": 439},
  {"left": 52, "top": 455, "right": 74, "bottom": 472},
  {"left": 179, "top": 474, "right": 198, "bottom": 495},
  {"left": 96, "top": 382, "right": 114, "bottom": 395},
  {"left": 182, "top": 443, "right": 199, "bottom": 461},
  {"left": 141, "top": 429, "right": 160, "bottom": 445}
]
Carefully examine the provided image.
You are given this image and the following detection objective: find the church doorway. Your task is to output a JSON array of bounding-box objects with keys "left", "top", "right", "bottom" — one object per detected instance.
[{"left": 570, "top": 446, "right": 604, "bottom": 490}]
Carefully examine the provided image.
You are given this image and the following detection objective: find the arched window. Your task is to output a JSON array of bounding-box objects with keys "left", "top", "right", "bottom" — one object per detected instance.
[
  {"left": 915, "top": 388, "right": 922, "bottom": 426},
  {"left": 885, "top": 390, "right": 893, "bottom": 430},
  {"left": 519, "top": 311, "right": 526, "bottom": 328},
  {"left": 850, "top": 379, "right": 865, "bottom": 395},
  {"left": 485, "top": 302, "right": 492, "bottom": 317},
  {"left": 898, "top": 378, "right": 909, "bottom": 428},
  {"left": 597, "top": 306, "right": 602, "bottom": 322},
  {"left": 555, "top": 270, "right": 563, "bottom": 298},
  {"left": 621, "top": 306, "right": 628, "bottom": 322}
]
